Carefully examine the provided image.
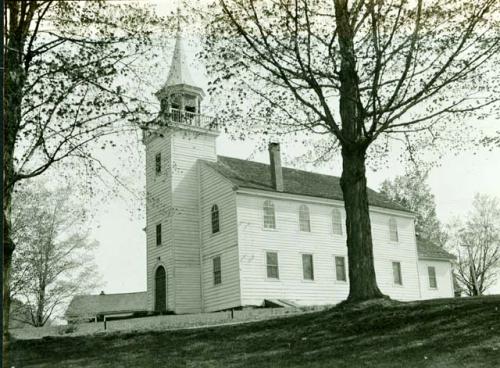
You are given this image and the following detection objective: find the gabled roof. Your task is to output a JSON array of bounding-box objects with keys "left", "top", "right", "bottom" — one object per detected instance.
[
  {"left": 202, "top": 156, "right": 410, "bottom": 213},
  {"left": 417, "top": 238, "right": 456, "bottom": 261},
  {"left": 65, "top": 292, "right": 147, "bottom": 319}
]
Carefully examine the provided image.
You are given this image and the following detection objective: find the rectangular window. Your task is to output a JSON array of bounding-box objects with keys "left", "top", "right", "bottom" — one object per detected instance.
[
  {"left": 266, "top": 252, "right": 279, "bottom": 279},
  {"left": 156, "top": 223, "right": 162, "bottom": 246},
  {"left": 263, "top": 201, "right": 276, "bottom": 229},
  {"left": 155, "top": 152, "right": 162, "bottom": 175},
  {"left": 428, "top": 266, "right": 437, "bottom": 288},
  {"left": 392, "top": 262, "right": 403, "bottom": 285},
  {"left": 389, "top": 218, "right": 399, "bottom": 242},
  {"left": 302, "top": 254, "right": 314, "bottom": 280},
  {"left": 213, "top": 256, "right": 221, "bottom": 285},
  {"left": 335, "top": 256, "right": 347, "bottom": 281}
]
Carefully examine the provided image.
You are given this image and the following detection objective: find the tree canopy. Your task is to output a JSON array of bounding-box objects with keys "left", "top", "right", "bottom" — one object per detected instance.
[
  {"left": 199, "top": 0, "right": 500, "bottom": 302},
  {"left": 3, "top": 0, "right": 172, "bottom": 360},
  {"left": 447, "top": 194, "right": 500, "bottom": 296},
  {"left": 11, "top": 180, "right": 101, "bottom": 326},
  {"left": 379, "top": 168, "right": 447, "bottom": 247}
]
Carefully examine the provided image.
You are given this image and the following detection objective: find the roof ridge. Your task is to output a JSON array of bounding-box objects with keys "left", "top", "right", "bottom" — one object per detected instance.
[
  {"left": 76, "top": 291, "right": 147, "bottom": 298},
  {"left": 217, "top": 155, "right": 342, "bottom": 180},
  {"left": 210, "top": 155, "right": 410, "bottom": 213}
]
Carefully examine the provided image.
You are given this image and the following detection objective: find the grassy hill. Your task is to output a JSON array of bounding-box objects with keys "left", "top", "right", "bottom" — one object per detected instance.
[{"left": 10, "top": 296, "right": 500, "bottom": 368}]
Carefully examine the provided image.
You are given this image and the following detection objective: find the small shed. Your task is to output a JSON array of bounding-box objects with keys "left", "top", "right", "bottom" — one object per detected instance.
[{"left": 65, "top": 291, "right": 148, "bottom": 323}]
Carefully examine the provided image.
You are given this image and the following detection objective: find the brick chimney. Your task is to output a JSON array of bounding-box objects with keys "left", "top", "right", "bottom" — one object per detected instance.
[{"left": 269, "top": 143, "right": 284, "bottom": 192}]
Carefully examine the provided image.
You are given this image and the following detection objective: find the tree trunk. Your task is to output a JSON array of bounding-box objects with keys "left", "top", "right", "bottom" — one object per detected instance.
[
  {"left": 3, "top": 3, "right": 26, "bottom": 362},
  {"left": 3, "top": 184, "right": 15, "bottom": 366},
  {"left": 334, "top": 0, "right": 386, "bottom": 302},
  {"left": 36, "top": 281, "right": 47, "bottom": 327},
  {"left": 341, "top": 146, "right": 386, "bottom": 302}
]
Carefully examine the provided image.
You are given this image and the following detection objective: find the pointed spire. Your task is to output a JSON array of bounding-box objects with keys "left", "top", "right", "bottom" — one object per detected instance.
[{"left": 164, "top": 8, "right": 196, "bottom": 88}]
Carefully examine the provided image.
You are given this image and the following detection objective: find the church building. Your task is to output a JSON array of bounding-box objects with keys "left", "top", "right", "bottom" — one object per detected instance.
[{"left": 143, "top": 25, "right": 456, "bottom": 314}]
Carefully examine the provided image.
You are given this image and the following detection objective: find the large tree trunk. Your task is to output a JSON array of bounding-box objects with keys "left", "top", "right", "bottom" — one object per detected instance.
[
  {"left": 341, "top": 146, "right": 385, "bottom": 302},
  {"left": 4, "top": 2, "right": 26, "bottom": 362},
  {"left": 334, "top": 0, "right": 385, "bottom": 302}
]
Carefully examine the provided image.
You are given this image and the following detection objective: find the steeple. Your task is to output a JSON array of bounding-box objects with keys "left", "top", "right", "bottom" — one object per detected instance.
[
  {"left": 164, "top": 11, "right": 197, "bottom": 88},
  {"left": 156, "top": 9, "right": 205, "bottom": 116}
]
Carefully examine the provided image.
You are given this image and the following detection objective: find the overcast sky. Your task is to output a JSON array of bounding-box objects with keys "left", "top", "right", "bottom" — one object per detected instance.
[{"left": 89, "top": 0, "right": 500, "bottom": 296}]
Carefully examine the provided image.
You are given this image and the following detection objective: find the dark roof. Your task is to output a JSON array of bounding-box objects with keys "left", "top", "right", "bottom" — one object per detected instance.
[
  {"left": 202, "top": 156, "right": 410, "bottom": 213},
  {"left": 65, "top": 292, "right": 147, "bottom": 319},
  {"left": 417, "top": 238, "right": 456, "bottom": 261}
]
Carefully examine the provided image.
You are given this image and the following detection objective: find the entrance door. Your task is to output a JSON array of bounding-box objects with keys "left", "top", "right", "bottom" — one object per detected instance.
[{"left": 155, "top": 266, "right": 167, "bottom": 312}]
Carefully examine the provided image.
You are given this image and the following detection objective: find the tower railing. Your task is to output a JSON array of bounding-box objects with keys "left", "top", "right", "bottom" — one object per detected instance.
[{"left": 167, "top": 108, "right": 218, "bottom": 130}]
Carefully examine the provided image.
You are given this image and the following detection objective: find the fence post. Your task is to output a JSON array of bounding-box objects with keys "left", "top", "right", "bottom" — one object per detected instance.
[
  {"left": 104, "top": 316, "right": 107, "bottom": 331},
  {"left": 231, "top": 309, "right": 234, "bottom": 319}
]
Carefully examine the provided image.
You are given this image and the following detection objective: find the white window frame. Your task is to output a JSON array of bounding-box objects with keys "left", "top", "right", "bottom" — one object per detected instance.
[
  {"left": 265, "top": 251, "right": 280, "bottom": 280},
  {"left": 332, "top": 208, "right": 343, "bottom": 236},
  {"left": 334, "top": 255, "right": 348, "bottom": 282},
  {"left": 428, "top": 266, "right": 438, "bottom": 289},
  {"left": 211, "top": 204, "right": 220, "bottom": 234},
  {"left": 389, "top": 217, "right": 399, "bottom": 242},
  {"left": 301, "top": 253, "right": 314, "bottom": 281},
  {"left": 213, "top": 256, "right": 222, "bottom": 286},
  {"left": 392, "top": 261, "right": 403, "bottom": 286},
  {"left": 263, "top": 200, "right": 276, "bottom": 230},
  {"left": 299, "top": 205, "right": 311, "bottom": 232}
]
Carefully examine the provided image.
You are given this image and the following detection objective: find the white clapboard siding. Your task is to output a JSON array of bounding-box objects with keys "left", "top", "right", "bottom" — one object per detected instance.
[
  {"left": 199, "top": 164, "right": 241, "bottom": 312},
  {"left": 236, "top": 191, "right": 421, "bottom": 306},
  {"left": 170, "top": 129, "right": 217, "bottom": 313},
  {"left": 145, "top": 130, "right": 176, "bottom": 312},
  {"left": 418, "top": 260, "right": 454, "bottom": 299},
  {"left": 370, "top": 211, "right": 421, "bottom": 301}
]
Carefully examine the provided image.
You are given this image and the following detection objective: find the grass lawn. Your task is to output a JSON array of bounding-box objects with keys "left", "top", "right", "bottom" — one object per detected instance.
[{"left": 10, "top": 295, "right": 500, "bottom": 368}]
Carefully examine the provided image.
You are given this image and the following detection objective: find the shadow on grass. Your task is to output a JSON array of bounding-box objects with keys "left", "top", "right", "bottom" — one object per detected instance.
[{"left": 10, "top": 295, "right": 500, "bottom": 368}]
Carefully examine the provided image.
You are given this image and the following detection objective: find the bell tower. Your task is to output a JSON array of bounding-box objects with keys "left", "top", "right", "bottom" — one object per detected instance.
[{"left": 144, "top": 12, "right": 218, "bottom": 314}]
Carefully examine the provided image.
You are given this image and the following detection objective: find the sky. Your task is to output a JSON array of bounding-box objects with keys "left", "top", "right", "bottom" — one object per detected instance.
[{"left": 88, "top": 0, "right": 500, "bottom": 296}]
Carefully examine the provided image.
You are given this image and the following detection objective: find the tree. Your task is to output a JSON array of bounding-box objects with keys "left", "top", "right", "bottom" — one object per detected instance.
[
  {"left": 448, "top": 194, "right": 500, "bottom": 296},
  {"left": 200, "top": 0, "right": 500, "bottom": 302},
  {"left": 379, "top": 168, "right": 447, "bottom": 247},
  {"left": 3, "top": 0, "right": 168, "bottom": 361},
  {"left": 10, "top": 180, "right": 101, "bottom": 327}
]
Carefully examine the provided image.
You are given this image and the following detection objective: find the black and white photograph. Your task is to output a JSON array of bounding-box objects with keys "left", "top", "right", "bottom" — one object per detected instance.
[{"left": 3, "top": 0, "right": 500, "bottom": 367}]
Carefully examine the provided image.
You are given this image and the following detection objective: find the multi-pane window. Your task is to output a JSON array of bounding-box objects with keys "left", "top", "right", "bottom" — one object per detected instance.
[
  {"left": 211, "top": 204, "right": 220, "bottom": 234},
  {"left": 156, "top": 223, "right": 162, "bottom": 246},
  {"left": 299, "top": 205, "right": 311, "bottom": 232},
  {"left": 213, "top": 256, "right": 221, "bottom": 285},
  {"left": 332, "top": 209, "right": 343, "bottom": 235},
  {"left": 389, "top": 217, "right": 399, "bottom": 242},
  {"left": 155, "top": 152, "right": 162, "bottom": 175},
  {"left": 302, "top": 254, "right": 314, "bottom": 280},
  {"left": 263, "top": 200, "right": 276, "bottom": 229},
  {"left": 266, "top": 252, "right": 279, "bottom": 279},
  {"left": 392, "top": 262, "right": 403, "bottom": 285},
  {"left": 428, "top": 266, "right": 437, "bottom": 288},
  {"left": 335, "top": 256, "right": 347, "bottom": 281}
]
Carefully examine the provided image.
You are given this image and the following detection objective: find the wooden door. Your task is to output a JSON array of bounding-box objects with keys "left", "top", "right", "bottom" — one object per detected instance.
[{"left": 155, "top": 266, "right": 167, "bottom": 312}]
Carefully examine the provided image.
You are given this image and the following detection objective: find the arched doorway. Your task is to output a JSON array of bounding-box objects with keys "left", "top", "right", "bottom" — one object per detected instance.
[{"left": 154, "top": 266, "right": 167, "bottom": 313}]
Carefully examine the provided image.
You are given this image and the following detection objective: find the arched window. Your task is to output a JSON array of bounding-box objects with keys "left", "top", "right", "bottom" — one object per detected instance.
[
  {"left": 263, "top": 200, "right": 276, "bottom": 229},
  {"left": 299, "top": 205, "right": 311, "bottom": 232},
  {"left": 332, "top": 209, "right": 343, "bottom": 235},
  {"left": 211, "top": 204, "right": 220, "bottom": 234},
  {"left": 389, "top": 217, "right": 398, "bottom": 242}
]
